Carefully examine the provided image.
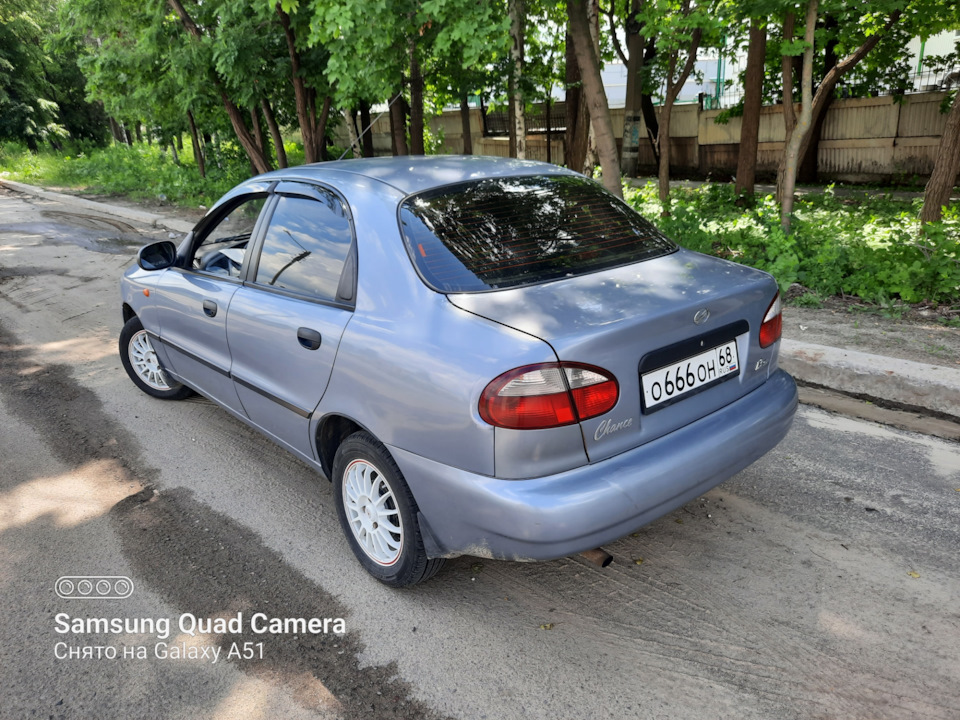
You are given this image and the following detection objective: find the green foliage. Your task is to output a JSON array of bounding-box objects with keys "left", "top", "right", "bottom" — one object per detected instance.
[
  {"left": 625, "top": 181, "right": 960, "bottom": 305},
  {"left": 0, "top": 0, "right": 107, "bottom": 147},
  {"left": 0, "top": 141, "right": 246, "bottom": 207}
]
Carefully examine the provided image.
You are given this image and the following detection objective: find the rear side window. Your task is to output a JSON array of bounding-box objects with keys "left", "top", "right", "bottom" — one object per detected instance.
[
  {"left": 254, "top": 193, "right": 352, "bottom": 302},
  {"left": 399, "top": 174, "right": 675, "bottom": 292}
]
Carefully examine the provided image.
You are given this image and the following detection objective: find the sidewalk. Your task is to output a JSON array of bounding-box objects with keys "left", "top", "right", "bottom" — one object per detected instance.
[{"left": 3, "top": 178, "right": 959, "bottom": 429}]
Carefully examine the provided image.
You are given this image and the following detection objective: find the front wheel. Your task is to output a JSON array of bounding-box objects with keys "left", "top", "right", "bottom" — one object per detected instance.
[
  {"left": 119, "top": 316, "right": 193, "bottom": 400},
  {"left": 332, "top": 432, "right": 444, "bottom": 587}
]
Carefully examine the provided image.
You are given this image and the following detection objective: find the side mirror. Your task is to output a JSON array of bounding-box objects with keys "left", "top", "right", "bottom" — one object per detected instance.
[{"left": 137, "top": 241, "right": 177, "bottom": 271}]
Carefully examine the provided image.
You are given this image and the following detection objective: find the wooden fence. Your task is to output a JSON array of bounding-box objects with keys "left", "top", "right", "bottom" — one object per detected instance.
[{"left": 335, "top": 91, "right": 952, "bottom": 182}]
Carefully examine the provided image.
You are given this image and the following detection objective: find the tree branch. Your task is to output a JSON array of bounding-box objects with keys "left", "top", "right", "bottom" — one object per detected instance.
[{"left": 605, "top": 1, "right": 628, "bottom": 65}]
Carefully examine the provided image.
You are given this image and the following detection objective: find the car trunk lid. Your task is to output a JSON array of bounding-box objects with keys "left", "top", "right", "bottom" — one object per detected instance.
[{"left": 449, "top": 249, "right": 781, "bottom": 463}]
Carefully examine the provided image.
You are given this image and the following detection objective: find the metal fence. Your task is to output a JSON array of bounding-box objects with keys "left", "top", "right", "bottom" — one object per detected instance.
[
  {"left": 703, "top": 65, "right": 960, "bottom": 111},
  {"left": 483, "top": 106, "right": 568, "bottom": 137}
]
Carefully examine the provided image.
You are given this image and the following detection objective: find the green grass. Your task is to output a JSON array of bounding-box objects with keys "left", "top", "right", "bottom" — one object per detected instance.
[
  {"left": 0, "top": 139, "right": 303, "bottom": 209},
  {"left": 626, "top": 181, "right": 960, "bottom": 306}
]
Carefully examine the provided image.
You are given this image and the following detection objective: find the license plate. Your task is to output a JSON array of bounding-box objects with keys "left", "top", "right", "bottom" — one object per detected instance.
[{"left": 641, "top": 340, "right": 739, "bottom": 411}]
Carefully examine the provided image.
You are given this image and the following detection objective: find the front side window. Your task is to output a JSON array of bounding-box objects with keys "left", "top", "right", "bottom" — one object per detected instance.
[
  {"left": 399, "top": 174, "right": 676, "bottom": 292},
  {"left": 254, "top": 192, "right": 353, "bottom": 302},
  {"left": 191, "top": 195, "right": 267, "bottom": 277}
]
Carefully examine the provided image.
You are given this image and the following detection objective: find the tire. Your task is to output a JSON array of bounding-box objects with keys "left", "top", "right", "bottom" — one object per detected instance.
[
  {"left": 332, "top": 431, "right": 444, "bottom": 587},
  {"left": 119, "top": 316, "right": 193, "bottom": 400}
]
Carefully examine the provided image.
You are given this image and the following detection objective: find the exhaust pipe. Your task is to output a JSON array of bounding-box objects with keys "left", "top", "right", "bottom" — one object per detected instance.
[{"left": 580, "top": 548, "right": 613, "bottom": 567}]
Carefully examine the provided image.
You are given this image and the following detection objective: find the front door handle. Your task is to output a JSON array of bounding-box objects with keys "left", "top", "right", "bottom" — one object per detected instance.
[
  {"left": 202, "top": 299, "right": 218, "bottom": 317},
  {"left": 297, "top": 327, "right": 322, "bottom": 350}
]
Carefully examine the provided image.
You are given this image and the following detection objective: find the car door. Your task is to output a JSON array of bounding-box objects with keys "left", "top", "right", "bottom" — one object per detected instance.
[
  {"left": 226, "top": 182, "right": 356, "bottom": 460},
  {"left": 153, "top": 192, "right": 269, "bottom": 414}
]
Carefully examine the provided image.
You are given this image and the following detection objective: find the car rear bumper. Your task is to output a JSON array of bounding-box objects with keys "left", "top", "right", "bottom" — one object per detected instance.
[{"left": 390, "top": 369, "right": 798, "bottom": 561}]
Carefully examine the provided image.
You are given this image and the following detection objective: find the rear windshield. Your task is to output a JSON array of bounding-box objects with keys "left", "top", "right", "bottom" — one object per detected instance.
[{"left": 399, "top": 174, "right": 675, "bottom": 292}]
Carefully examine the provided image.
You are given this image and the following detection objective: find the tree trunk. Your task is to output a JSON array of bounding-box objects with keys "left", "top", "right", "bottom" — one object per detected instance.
[
  {"left": 657, "top": 20, "right": 702, "bottom": 209},
  {"left": 797, "top": 98, "right": 830, "bottom": 183},
  {"left": 359, "top": 101, "right": 375, "bottom": 158},
  {"left": 780, "top": 13, "right": 797, "bottom": 133},
  {"left": 798, "top": 14, "right": 838, "bottom": 183},
  {"left": 276, "top": 4, "right": 321, "bottom": 164},
  {"left": 657, "top": 92, "right": 673, "bottom": 208},
  {"left": 459, "top": 92, "right": 473, "bottom": 155},
  {"left": 641, "top": 93, "right": 659, "bottom": 166},
  {"left": 389, "top": 98, "right": 399, "bottom": 155},
  {"left": 567, "top": 0, "right": 621, "bottom": 198},
  {"left": 736, "top": 19, "right": 766, "bottom": 201},
  {"left": 545, "top": 96, "right": 552, "bottom": 164},
  {"left": 779, "top": 0, "right": 818, "bottom": 233},
  {"left": 261, "top": 98, "right": 287, "bottom": 168},
  {"left": 390, "top": 87, "right": 408, "bottom": 156},
  {"left": 187, "top": 110, "right": 206, "bottom": 178},
  {"left": 620, "top": 0, "right": 644, "bottom": 177},
  {"left": 109, "top": 117, "right": 123, "bottom": 144},
  {"left": 509, "top": 0, "right": 526, "bottom": 159},
  {"left": 581, "top": 0, "right": 601, "bottom": 176},
  {"left": 408, "top": 41, "right": 425, "bottom": 155},
  {"left": 920, "top": 91, "right": 960, "bottom": 223},
  {"left": 639, "top": 38, "right": 660, "bottom": 166},
  {"left": 343, "top": 109, "right": 362, "bottom": 158},
  {"left": 316, "top": 95, "right": 331, "bottom": 161},
  {"left": 170, "top": 141, "right": 180, "bottom": 165},
  {"left": 564, "top": 30, "right": 590, "bottom": 173},
  {"left": 250, "top": 105, "right": 266, "bottom": 152},
  {"left": 776, "top": 11, "right": 796, "bottom": 205},
  {"left": 135, "top": 122, "right": 143, "bottom": 144}
]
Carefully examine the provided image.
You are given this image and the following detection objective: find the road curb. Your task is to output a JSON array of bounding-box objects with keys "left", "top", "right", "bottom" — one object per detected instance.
[
  {"left": 780, "top": 339, "right": 960, "bottom": 422},
  {"left": 0, "top": 179, "right": 196, "bottom": 234}
]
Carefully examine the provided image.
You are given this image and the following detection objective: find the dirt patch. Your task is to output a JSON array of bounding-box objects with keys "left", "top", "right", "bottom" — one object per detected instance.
[
  {"left": 783, "top": 294, "right": 960, "bottom": 368},
  {"left": 0, "top": 320, "right": 450, "bottom": 720},
  {"left": 67, "top": 190, "right": 208, "bottom": 223},
  {"left": 113, "top": 487, "right": 453, "bottom": 720}
]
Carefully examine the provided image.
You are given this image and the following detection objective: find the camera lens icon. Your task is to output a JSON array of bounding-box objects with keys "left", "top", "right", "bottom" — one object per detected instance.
[{"left": 56, "top": 576, "right": 134, "bottom": 600}]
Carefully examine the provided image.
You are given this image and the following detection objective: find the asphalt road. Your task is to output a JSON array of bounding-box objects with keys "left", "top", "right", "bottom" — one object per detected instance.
[{"left": 1, "top": 188, "right": 958, "bottom": 720}]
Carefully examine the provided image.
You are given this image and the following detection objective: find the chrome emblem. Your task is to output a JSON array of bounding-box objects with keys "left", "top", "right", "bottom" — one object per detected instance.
[{"left": 693, "top": 308, "right": 710, "bottom": 325}]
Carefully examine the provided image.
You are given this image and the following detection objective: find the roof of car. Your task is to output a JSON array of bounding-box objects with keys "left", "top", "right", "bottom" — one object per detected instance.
[{"left": 251, "top": 155, "right": 580, "bottom": 196}]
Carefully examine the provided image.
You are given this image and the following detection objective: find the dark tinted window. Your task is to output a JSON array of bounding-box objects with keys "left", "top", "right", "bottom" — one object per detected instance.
[
  {"left": 255, "top": 193, "right": 353, "bottom": 301},
  {"left": 399, "top": 175, "right": 675, "bottom": 292}
]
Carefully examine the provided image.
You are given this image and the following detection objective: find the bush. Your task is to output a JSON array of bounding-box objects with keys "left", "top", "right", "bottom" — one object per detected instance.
[{"left": 625, "top": 182, "right": 960, "bottom": 306}]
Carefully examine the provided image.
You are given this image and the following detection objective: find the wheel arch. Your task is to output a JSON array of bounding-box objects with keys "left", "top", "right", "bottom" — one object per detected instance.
[
  {"left": 315, "top": 414, "right": 366, "bottom": 481},
  {"left": 122, "top": 303, "right": 136, "bottom": 324}
]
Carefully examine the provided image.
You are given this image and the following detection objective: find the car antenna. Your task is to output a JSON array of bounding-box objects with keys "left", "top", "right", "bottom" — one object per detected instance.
[{"left": 338, "top": 92, "right": 404, "bottom": 161}]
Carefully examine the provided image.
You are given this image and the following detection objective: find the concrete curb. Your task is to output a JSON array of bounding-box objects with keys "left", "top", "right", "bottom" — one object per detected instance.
[
  {"left": 780, "top": 339, "right": 960, "bottom": 422},
  {"left": 0, "top": 179, "right": 196, "bottom": 234}
]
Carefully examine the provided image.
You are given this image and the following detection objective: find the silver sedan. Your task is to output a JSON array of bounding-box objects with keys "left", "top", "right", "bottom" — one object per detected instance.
[{"left": 119, "top": 156, "right": 797, "bottom": 586}]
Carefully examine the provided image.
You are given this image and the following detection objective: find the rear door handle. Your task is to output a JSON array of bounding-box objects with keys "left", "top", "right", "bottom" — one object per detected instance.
[
  {"left": 202, "top": 299, "right": 218, "bottom": 317},
  {"left": 297, "top": 327, "right": 322, "bottom": 350}
]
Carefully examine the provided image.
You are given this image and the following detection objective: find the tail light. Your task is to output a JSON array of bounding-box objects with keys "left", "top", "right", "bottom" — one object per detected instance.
[
  {"left": 480, "top": 362, "right": 619, "bottom": 430},
  {"left": 759, "top": 293, "right": 782, "bottom": 348}
]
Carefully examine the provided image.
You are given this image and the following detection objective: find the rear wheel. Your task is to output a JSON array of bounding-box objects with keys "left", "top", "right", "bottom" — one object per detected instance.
[
  {"left": 119, "top": 316, "right": 193, "bottom": 400},
  {"left": 332, "top": 431, "right": 444, "bottom": 586}
]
